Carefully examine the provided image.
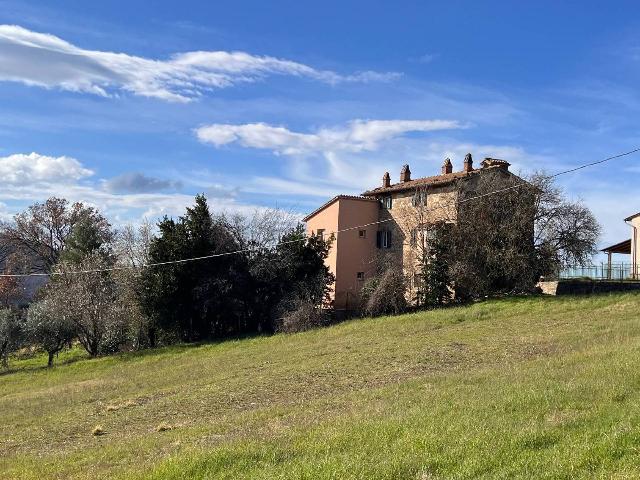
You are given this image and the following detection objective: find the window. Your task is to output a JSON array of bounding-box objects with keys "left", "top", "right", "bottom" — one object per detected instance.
[
  {"left": 381, "top": 195, "right": 392, "bottom": 209},
  {"left": 356, "top": 271, "right": 365, "bottom": 281},
  {"left": 316, "top": 228, "right": 325, "bottom": 239},
  {"left": 411, "top": 225, "right": 437, "bottom": 249},
  {"left": 358, "top": 229, "right": 367, "bottom": 239},
  {"left": 376, "top": 230, "right": 392, "bottom": 249},
  {"left": 412, "top": 190, "right": 427, "bottom": 207}
]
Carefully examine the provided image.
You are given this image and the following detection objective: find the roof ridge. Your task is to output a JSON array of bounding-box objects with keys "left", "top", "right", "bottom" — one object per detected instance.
[{"left": 302, "top": 194, "right": 378, "bottom": 222}]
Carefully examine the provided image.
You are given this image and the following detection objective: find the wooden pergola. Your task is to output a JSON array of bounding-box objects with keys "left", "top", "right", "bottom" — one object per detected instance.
[{"left": 601, "top": 239, "right": 631, "bottom": 279}]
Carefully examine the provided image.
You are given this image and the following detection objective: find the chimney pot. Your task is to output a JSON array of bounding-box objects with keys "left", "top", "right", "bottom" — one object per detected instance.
[
  {"left": 441, "top": 158, "right": 453, "bottom": 175},
  {"left": 400, "top": 164, "right": 411, "bottom": 182},
  {"left": 481, "top": 157, "right": 510, "bottom": 171},
  {"left": 382, "top": 171, "right": 391, "bottom": 188},
  {"left": 463, "top": 153, "right": 473, "bottom": 172}
]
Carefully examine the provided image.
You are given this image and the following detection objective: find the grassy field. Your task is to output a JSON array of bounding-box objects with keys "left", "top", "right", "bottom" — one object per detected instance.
[{"left": 2, "top": 293, "right": 640, "bottom": 479}]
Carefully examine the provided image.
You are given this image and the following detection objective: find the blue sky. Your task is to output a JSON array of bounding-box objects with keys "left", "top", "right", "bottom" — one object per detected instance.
[{"left": 1, "top": 0, "right": 639, "bottom": 253}]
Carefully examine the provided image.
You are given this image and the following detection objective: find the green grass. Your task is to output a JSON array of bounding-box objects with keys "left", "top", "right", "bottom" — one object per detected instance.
[{"left": 3, "top": 293, "right": 640, "bottom": 479}]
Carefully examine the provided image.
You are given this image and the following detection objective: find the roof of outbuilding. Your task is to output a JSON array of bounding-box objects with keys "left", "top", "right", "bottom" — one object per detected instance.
[
  {"left": 302, "top": 195, "right": 379, "bottom": 222},
  {"left": 624, "top": 212, "right": 640, "bottom": 222},
  {"left": 601, "top": 238, "right": 632, "bottom": 254}
]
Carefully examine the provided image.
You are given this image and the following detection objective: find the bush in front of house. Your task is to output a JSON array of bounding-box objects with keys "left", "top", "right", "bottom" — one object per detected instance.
[{"left": 360, "top": 268, "right": 407, "bottom": 317}]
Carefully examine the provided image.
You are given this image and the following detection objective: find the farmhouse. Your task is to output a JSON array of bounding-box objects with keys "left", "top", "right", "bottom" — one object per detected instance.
[{"left": 304, "top": 154, "right": 531, "bottom": 313}]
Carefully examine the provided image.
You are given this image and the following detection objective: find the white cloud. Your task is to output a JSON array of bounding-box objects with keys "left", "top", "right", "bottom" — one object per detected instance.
[
  {"left": 0, "top": 152, "right": 264, "bottom": 224},
  {"left": 195, "top": 119, "right": 464, "bottom": 156},
  {"left": 0, "top": 25, "right": 400, "bottom": 102},
  {"left": 0, "top": 202, "right": 11, "bottom": 222},
  {"left": 0, "top": 152, "right": 93, "bottom": 184}
]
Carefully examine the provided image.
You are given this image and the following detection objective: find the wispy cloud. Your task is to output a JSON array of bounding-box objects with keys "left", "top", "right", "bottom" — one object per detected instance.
[
  {"left": 195, "top": 119, "right": 464, "bottom": 156},
  {"left": 411, "top": 53, "right": 439, "bottom": 64},
  {"left": 0, "top": 25, "right": 401, "bottom": 102}
]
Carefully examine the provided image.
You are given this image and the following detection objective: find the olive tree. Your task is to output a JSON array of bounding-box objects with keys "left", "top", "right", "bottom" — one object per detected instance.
[
  {"left": 45, "top": 254, "right": 128, "bottom": 356},
  {"left": 25, "top": 299, "right": 76, "bottom": 367},
  {"left": 0, "top": 308, "right": 22, "bottom": 368}
]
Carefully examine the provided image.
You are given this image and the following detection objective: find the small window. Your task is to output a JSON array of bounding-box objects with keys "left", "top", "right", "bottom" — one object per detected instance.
[
  {"left": 381, "top": 196, "right": 392, "bottom": 209},
  {"left": 358, "top": 229, "right": 367, "bottom": 238},
  {"left": 376, "top": 230, "right": 392, "bottom": 249},
  {"left": 356, "top": 272, "right": 365, "bottom": 281},
  {"left": 412, "top": 190, "right": 427, "bottom": 207},
  {"left": 316, "top": 228, "right": 325, "bottom": 239}
]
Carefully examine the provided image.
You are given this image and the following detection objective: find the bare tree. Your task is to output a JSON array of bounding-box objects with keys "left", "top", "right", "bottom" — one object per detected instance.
[
  {"left": 226, "top": 207, "right": 299, "bottom": 251},
  {"left": 45, "top": 254, "right": 128, "bottom": 356},
  {"left": 112, "top": 220, "right": 155, "bottom": 348},
  {"left": 113, "top": 220, "right": 153, "bottom": 267},
  {"left": 0, "top": 198, "right": 111, "bottom": 273},
  {"left": 449, "top": 173, "right": 538, "bottom": 297},
  {"left": 529, "top": 172, "right": 601, "bottom": 273}
]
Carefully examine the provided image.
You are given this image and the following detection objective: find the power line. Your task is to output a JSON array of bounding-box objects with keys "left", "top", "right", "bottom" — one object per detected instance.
[{"left": 1, "top": 146, "right": 638, "bottom": 278}]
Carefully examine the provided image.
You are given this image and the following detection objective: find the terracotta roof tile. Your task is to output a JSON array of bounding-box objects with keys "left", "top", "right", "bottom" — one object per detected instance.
[{"left": 361, "top": 170, "right": 478, "bottom": 196}]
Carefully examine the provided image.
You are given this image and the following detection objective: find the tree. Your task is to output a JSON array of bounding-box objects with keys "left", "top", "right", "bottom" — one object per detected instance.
[
  {"left": 25, "top": 299, "right": 76, "bottom": 367},
  {"left": 59, "top": 209, "right": 113, "bottom": 264},
  {"left": 113, "top": 221, "right": 154, "bottom": 349},
  {"left": 248, "top": 225, "right": 334, "bottom": 333},
  {"left": 529, "top": 172, "right": 601, "bottom": 275},
  {"left": 0, "top": 198, "right": 111, "bottom": 272},
  {"left": 0, "top": 308, "right": 22, "bottom": 368},
  {"left": 227, "top": 207, "right": 298, "bottom": 251},
  {"left": 414, "top": 223, "right": 452, "bottom": 307},
  {"left": 449, "top": 171, "right": 600, "bottom": 298},
  {"left": 45, "top": 255, "right": 128, "bottom": 356},
  {"left": 450, "top": 172, "right": 538, "bottom": 298},
  {"left": 113, "top": 220, "right": 153, "bottom": 268},
  {"left": 140, "top": 195, "right": 248, "bottom": 342},
  {"left": 140, "top": 197, "right": 335, "bottom": 342}
]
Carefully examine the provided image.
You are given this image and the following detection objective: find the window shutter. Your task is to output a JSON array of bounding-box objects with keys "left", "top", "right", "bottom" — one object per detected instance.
[
  {"left": 387, "top": 230, "right": 392, "bottom": 248},
  {"left": 376, "top": 231, "right": 382, "bottom": 248}
]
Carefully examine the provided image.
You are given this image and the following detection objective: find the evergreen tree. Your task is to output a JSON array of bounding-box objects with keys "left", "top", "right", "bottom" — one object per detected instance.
[
  {"left": 140, "top": 195, "right": 247, "bottom": 342},
  {"left": 415, "top": 223, "right": 451, "bottom": 307},
  {"left": 59, "top": 210, "right": 113, "bottom": 265}
]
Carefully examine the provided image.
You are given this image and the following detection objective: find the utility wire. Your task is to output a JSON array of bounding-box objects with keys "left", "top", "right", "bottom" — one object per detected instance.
[{"left": 1, "top": 147, "right": 638, "bottom": 278}]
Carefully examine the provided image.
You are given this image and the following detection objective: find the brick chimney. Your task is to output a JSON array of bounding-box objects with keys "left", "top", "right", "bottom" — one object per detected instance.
[
  {"left": 441, "top": 158, "right": 452, "bottom": 175},
  {"left": 463, "top": 153, "right": 473, "bottom": 172},
  {"left": 400, "top": 164, "right": 411, "bottom": 182},
  {"left": 382, "top": 171, "right": 391, "bottom": 188},
  {"left": 481, "top": 158, "right": 510, "bottom": 171}
]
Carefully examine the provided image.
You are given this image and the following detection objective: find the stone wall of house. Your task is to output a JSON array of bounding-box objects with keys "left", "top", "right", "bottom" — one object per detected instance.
[{"left": 377, "top": 185, "right": 458, "bottom": 298}]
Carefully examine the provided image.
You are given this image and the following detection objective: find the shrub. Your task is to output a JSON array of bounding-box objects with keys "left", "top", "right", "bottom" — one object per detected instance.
[
  {"left": 277, "top": 297, "right": 330, "bottom": 333},
  {"left": 360, "top": 269, "right": 407, "bottom": 317}
]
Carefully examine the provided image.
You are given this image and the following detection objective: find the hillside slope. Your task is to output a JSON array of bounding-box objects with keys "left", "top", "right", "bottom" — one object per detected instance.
[{"left": 2, "top": 294, "right": 640, "bottom": 479}]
